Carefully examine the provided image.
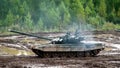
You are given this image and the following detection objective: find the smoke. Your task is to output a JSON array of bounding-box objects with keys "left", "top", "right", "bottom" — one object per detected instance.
[{"left": 65, "top": 21, "right": 95, "bottom": 41}]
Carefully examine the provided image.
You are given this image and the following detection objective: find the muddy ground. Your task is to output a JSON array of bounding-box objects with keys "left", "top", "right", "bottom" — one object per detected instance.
[
  {"left": 0, "top": 55, "right": 120, "bottom": 68},
  {"left": 0, "top": 32, "right": 120, "bottom": 68}
]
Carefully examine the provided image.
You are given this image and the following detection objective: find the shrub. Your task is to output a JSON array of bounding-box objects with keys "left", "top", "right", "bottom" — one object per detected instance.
[{"left": 102, "top": 22, "right": 116, "bottom": 31}]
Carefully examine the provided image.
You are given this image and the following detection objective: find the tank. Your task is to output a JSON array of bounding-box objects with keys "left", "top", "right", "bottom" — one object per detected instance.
[{"left": 9, "top": 29, "right": 105, "bottom": 58}]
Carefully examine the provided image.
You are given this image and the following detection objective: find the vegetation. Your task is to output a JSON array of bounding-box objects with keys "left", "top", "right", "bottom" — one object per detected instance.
[{"left": 0, "top": 0, "right": 120, "bottom": 33}]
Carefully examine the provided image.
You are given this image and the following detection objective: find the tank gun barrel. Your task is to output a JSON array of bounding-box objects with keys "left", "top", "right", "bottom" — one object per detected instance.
[{"left": 9, "top": 29, "right": 52, "bottom": 40}]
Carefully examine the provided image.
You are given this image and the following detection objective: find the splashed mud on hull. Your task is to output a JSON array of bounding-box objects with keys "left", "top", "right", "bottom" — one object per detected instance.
[
  {"left": 31, "top": 48, "right": 104, "bottom": 58},
  {"left": 31, "top": 43, "right": 104, "bottom": 58}
]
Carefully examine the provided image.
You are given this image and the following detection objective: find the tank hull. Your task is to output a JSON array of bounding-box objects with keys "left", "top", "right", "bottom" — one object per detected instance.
[
  {"left": 32, "top": 48, "right": 104, "bottom": 57},
  {"left": 31, "top": 43, "right": 104, "bottom": 58}
]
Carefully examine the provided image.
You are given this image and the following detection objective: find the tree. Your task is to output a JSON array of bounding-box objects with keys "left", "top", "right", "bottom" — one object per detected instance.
[
  {"left": 0, "top": 0, "right": 9, "bottom": 19},
  {"left": 70, "top": 0, "right": 85, "bottom": 23},
  {"left": 34, "top": 18, "right": 44, "bottom": 32},
  {"left": 107, "top": 8, "right": 116, "bottom": 22},
  {"left": 4, "top": 10, "right": 15, "bottom": 27},
  {"left": 0, "top": 0, "right": 120, "bottom": 33},
  {"left": 58, "top": 1, "right": 71, "bottom": 30},
  {"left": 24, "top": 12, "right": 34, "bottom": 32},
  {"left": 98, "top": 0, "right": 107, "bottom": 17},
  {"left": 85, "top": 6, "right": 92, "bottom": 18},
  {"left": 88, "top": 16, "right": 100, "bottom": 29},
  {"left": 117, "top": 8, "right": 120, "bottom": 17}
]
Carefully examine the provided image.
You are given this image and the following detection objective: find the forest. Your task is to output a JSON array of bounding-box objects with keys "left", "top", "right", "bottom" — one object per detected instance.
[{"left": 0, "top": 0, "right": 120, "bottom": 33}]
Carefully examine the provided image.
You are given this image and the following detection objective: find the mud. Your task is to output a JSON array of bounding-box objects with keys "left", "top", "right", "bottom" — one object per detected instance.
[
  {"left": 0, "top": 55, "right": 120, "bottom": 68},
  {"left": 0, "top": 31, "right": 120, "bottom": 68}
]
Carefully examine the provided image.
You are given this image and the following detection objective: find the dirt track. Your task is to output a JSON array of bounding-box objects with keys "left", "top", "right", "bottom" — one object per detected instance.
[
  {"left": 0, "top": 55, "right": 120, "bottom": 68},
  {"left": 0, "top": 31, "right": 120, "bottom": 68}
]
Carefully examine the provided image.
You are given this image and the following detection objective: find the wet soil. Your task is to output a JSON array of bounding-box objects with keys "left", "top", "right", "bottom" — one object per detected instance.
[
  {"left": 0, "top": 31, "right": 120, "bottom": 68},
  {"left": 0, "top": 55, "right": 120, "bottom": 68}
]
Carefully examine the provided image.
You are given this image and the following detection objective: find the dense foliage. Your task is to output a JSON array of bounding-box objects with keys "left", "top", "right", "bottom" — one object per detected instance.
[{"left": 0, "top": 0, "right": 120, "bottom": 33}]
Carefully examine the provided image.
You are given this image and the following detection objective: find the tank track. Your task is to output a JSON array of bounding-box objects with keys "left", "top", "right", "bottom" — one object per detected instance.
[{"left": 32, "top": 48, "right": 104, "bottom": 58}]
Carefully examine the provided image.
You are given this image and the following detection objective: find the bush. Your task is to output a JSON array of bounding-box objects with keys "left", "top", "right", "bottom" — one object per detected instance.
[{"left": 102, "top": 22, "right": 116, "bottom": 31}]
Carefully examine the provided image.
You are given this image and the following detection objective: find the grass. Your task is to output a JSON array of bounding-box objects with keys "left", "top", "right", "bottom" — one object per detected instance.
[{"left": 0, "top": 46, "right": 34, "bottom": 56}]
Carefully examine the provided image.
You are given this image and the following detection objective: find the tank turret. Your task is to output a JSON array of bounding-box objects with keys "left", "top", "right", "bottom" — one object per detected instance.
[
  {"left": 51, "top": 31, "right": 84, "bottom": 44},
  {"left": 9, "top": 29, "right": 84, "bottom": 44}
]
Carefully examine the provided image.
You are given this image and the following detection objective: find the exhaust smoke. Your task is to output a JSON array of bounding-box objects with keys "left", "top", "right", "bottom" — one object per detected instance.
[{"left": 65, "top": 21, "right": 95, "bottom": 42}]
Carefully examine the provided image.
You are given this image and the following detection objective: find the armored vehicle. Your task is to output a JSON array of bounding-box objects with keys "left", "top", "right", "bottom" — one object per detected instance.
[{"left": 9, "top": 29, "right": 104, "bottom": 58}]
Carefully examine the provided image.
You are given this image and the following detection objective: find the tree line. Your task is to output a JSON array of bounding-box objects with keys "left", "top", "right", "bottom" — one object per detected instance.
[{"left": 0, "top": 0, "right": 120, "bottom": 33}]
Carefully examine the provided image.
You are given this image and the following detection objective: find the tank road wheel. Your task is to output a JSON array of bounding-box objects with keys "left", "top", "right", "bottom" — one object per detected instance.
[
  {"left": 67, "top": 52, "right": 71, "bottom": 58},
  {"left": 48, "top": 52, "right": 53, "bottom": 58},
  {"left": 61, "top": 52, "right": 66, "bottom": 58},
  {"left": 77, "top": 52, "right": 83, "bottom": 57},
  {"left": 84, "top": 51, "right": 90, "bottom": 57},
  {"left": 44, "top": 53, "right": 50, "bottom": 58},
  {"left": 70, "top": 52, "right": 76, "bottom": 58},
  {"left": 51, "top": 53, "right": 56, "bottom": 57},
  {"left": 54, "top": 53, "right": 59, "bottom": 57},
  {"left": 91, "top": 50, "right": 100, "bottom": 56},
  {"left": 91, "top": 51, "right": 96, "bottom": 56},
  {"left": 89, "top": 51, "right": 94, "bottom": 57},
  {"left": 57, "top": 52, "right": 61, "bottom": 57},
  {"left": 74, "top": 53, "right": 77, "bottom": 57},
  {"left": 96, "top": 49, "right": 100, "bottom": 54}
]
